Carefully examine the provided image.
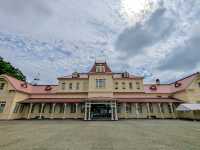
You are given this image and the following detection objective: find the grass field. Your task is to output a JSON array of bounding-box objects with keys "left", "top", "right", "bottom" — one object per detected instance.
[{"left": 0, "top": 120, "right": 199, "bottom": 150}]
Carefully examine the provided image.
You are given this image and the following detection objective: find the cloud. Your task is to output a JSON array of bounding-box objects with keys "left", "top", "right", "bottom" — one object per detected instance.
[
  {"left": 158, "top": 31, "right": 200, "bottom": 71},
  {"left": 115, "top": 6, "right": 175, "bottom": 57}
]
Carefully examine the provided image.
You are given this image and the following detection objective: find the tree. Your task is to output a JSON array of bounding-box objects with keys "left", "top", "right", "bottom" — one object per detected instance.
[{"left": 0, "top": 56, "right": 26, "bottom": 81}]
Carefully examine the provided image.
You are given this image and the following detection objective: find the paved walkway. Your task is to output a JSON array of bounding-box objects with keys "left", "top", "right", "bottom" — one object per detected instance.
[{"left": 0, "top": 120, "right": 199, "bottom": 150}]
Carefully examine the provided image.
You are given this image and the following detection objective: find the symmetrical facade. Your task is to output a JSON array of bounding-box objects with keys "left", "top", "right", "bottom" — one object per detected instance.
[{"left": 0, "top": 61, "right": 200, "bottom": 120}]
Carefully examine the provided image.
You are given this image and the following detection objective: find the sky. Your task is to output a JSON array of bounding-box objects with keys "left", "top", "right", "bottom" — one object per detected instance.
[{"left": 0, "top": 0, "right": 200, "bottom": 84}]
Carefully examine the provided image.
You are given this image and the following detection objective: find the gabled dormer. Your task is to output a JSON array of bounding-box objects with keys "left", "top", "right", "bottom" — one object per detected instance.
[{"left": 89, "top": 61, "right": 112, "bottom": 74}]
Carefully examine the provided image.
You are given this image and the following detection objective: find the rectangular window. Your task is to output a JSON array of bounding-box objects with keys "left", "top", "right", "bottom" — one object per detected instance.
[
  {"left": 96, "top": 65, "right": 105, "bottom": 72},
  {"left": 0, "top": 83, "right": 5, "bottom": 90},
  {"left": 136, "top": 82, "right": 140, "bottom": 90},
  {"left": 61, "top": 82, "right": 65, "bottom": 90},
  {"left": 69, "top": 83, "right": 73, "bottom": 90},
  {"left": 129, "top": 82, "right": 133, "bottom": 89},
  {"left": 0, "top": 102, "right": 6, "bottom": 113},
  {"left": 76, "top": 82, "right": 80, "bottom": 90},
  {"left": 122, "top": 82, "right": 126, "bottom": 89},
  {"left": 96, "top": 79, "right": 106, "bottom": 88},
  {"left": 115, "top": 82, "right": 118, "bottom": 90}
]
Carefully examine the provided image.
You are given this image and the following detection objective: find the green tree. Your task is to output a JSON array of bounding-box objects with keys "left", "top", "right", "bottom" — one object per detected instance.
[{"left": 0, "top": 56, "right": 26, "bottom": 81}]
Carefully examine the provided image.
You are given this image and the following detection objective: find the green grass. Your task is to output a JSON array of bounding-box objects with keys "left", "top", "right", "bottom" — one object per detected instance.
[{"left": 0, "top": 120, "right": 199, "bottom": 150}]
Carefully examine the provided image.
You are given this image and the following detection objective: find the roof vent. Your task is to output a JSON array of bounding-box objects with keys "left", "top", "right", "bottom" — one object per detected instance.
[
  {"left": 150, "top": 85, "right": 157, "bottom": 90},
  {"left": 175, "top": 82, "right": 182, "bottom": 88},
  {"left": 21, "top": 82, "right": 28, "bottom": 88},
  {"left": 45, "top": 85, "right": 52, "bottom": 91}
]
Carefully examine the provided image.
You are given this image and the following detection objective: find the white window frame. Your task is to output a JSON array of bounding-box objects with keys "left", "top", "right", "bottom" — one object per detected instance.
[{"left": 96, "top": 79, "right": 106, "bottom": 88}]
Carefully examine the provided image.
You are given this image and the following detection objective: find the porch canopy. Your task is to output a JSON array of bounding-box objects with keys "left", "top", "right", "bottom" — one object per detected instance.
[{"left": 176, "top": 103, "right": 200, "bottom": 111}]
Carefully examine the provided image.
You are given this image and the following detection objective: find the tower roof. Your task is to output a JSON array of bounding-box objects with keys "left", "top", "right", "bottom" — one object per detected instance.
[{"left": 89, "top": 61, "right": 112, "bottom": 73}]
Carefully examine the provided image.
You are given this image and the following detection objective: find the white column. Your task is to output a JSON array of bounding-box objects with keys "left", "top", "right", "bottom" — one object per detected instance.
[
  {"left": 76, "top": 103, "right": 78, "bottom": 113},
  {"left": 170, "top": 103, "right": 175, "bottom": 118},
  {"left": 27, "top": 103, "right": 33, "bottom": 119},
  {"left": 51, "top": 103, "right": 56, "bottom": 119},
  {"left": 88, "top": 103, "right": 91, "bottom": 120},
  {"left": 135, "top": 103, "right": 139, "bottom": 119},
  {"left": 146, "top": 103, "right": 150, "bottom": 119},
  {"left": 124, "top": 103, "right": 127, "bottom": 118},
  {"left": 114, "top": 101, "right": 118, "bottom": 120},
  {"left": 158, "top": 103, "right": 164, "bottom": 119},
  {"left": 111, "top": 102, "right": 114, "bottom": 120},
  {"left": 63, "top": 103, "right": 67, "bottom": 119},
  {"left": 39, "top": 103, "right": 44, "bottom": 119},
  {"left": 84, "top": 102, "right": 87, "bottom": 120}
]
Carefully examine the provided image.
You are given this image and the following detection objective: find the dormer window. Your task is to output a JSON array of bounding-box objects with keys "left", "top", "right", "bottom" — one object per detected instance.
[
  {"left": 45, "top": 85, "right": 52, "bottom": 91},
  {"left": 96, "top": 64, "right": 105, "bottom": 73},
  {"left": 174, "top": 82, "right": 182, "bottom": 88},
  {"left": 122, "top": 72, "right": 129, "bottom": 78},
  {"left": 72, "top": 72, "right": 80, "bottom": 78},
  {"left": 21, "top": 82, "right": 27, "bottom": 88},
  {"left": 0, "top": 83, "right": 5, "bottom": 90}
]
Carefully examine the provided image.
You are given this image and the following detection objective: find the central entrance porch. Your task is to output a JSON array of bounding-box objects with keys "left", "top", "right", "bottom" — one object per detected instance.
[{"left": 84, "top": 101, "right": 118, "bottom": 121}]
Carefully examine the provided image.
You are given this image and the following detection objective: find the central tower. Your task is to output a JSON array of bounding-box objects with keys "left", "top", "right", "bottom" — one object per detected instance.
[{"left": 88, "top": 60, "right": 113, "bottom": 98}]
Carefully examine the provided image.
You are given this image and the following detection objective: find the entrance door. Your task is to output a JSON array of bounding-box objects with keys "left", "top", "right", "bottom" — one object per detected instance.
[{"left": 91, "top": 104, "right": 111, "bottom": 120}]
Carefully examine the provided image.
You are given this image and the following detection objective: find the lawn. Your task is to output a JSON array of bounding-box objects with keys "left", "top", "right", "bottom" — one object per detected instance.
[{"left": 0, "top": 120, "right": 199, "bottom": 150}]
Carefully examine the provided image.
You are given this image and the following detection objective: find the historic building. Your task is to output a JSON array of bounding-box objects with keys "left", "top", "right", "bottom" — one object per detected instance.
[{"left": 0, "top": 61, "right": 200, "bottom": 120}]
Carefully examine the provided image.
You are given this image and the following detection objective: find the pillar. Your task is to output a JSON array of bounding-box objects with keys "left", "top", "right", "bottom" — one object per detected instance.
[
  {"left": 39, "top": 103, "right": 44, "bottom": 119},
  {"left": 63, "top": 103, "right": 67, "bottom": 119},
  {"left": 124, "top": 103, "right": 127, "bottom": 118},
  {"left": 158, "top": 103, "right": 164, "bottom": 119},
  {"left": 146, "top": 103, "right": 150, "bottom": 119},
  {"left": 88, "top": 103, "right": 91, "bottom": 120},
  {"left": 51, "top": 103, "right": 56, "bottom": 119},
  {"left": 76, "top": 103, "right": 78, "bottom": 113},
  {"left": 27, "top": 103, "right": 33, "bottom": 119},
  {"left": 111, "top": 102, "right": 114, "bottom": 120},
  {"left": 114, "top": 102, "right": 118, "bottom": 120},
  {"left": 135, "top": 103, "right": 139, "bottom": 119},
  {"left": 84, "top": 102, "right": 87, "bottom": 120},
  {"left": 170, "top": 103, "right": 176, "bottom": 118}
]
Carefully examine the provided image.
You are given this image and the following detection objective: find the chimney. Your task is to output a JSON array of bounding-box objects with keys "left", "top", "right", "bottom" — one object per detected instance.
[{"left": 156, "top": 79, "right": 160, "bottom": 85}]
